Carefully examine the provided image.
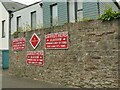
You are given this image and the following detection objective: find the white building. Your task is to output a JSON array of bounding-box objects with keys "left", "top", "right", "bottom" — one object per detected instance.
[
  {"left": 0, "top": 2, "right": 9, "bottom": 51},
  {"left": 11, "top": 1, "right": 43, "bottom": 35},
  {"left": 0, "top": 0, "right": 26, "bottom": 69}
]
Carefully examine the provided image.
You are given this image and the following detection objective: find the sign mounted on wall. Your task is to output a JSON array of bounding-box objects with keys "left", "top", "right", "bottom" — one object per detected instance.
[
  {"left": 29, "top": 33, "right": 40, "bottom": 49},
  {"left": 26, "top": 51, "right": 44, "bottom": 66},
  {"left": 45, "top": 31, "right": 68, "bottom": 49},
  {"left": 12, "top": 38, "right": 26, "bottom": 50}
]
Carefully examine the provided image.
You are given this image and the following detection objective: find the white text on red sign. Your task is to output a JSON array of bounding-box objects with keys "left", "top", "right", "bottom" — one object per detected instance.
[
  {"left": 12, "top": 38, "right": 26, "bottom": 50},
  {"left": 45, "top": 32, "right": 68, "bottom": 49},
  {"left": 26, "top": 51, "right": 44, "bottom": 66}
]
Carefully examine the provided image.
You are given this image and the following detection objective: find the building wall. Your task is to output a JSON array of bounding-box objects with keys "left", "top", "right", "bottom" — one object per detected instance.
[
  {"left": 43, "top": 0, "right": 68, "bottom": 28},
  {"left": 83, "top": 0, "right": 119, "bottom": 19},
  {"left": 99, "top": 1, "right": 119, "bottom": 16},
  {"left": 0, "top": 2, "right": 9, "bottom": 50},
  {"left": 9, "top": 19, "right": 119, "bottom": 88},
  {"left": 43, "top": 0, "right": 100, "bottom": 27},
  {"left": 43, "top": 2, "right": 52, "bottom": 28},
  {"left": 11, "top": 2, "right": 43, "bottom": 34},
  {"left": 58, "top": 2, "right": 68, "bottom": 25},
  {"left": 43, "top": 0, "right": 119, "bottom": 27},
  {"left": 83, "top": 2, "right": 99, "bottom": 19}
]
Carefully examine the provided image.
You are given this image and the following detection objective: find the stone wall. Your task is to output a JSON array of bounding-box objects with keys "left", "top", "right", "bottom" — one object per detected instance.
[{"left": 9, "top": 20, "right": 120, "bottom": 88}]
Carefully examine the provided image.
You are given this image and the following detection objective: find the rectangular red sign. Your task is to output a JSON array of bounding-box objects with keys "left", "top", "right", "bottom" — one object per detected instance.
[
  {"left": 45, "top": 32, "right": 68, "bottom": 49},
  {"left": 26, "top": 51, "right": 44, "bottom": 66},
  {"left": 12, "top": 38, "right": 26, "bottom": 50}
]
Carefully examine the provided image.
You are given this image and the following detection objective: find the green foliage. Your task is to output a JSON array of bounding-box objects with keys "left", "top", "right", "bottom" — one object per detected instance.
[
  {"left": 13, "top": 27, "right": 23, "bottom": 35},
  {"left": 100, "top": 8, "right": 120, "bottom": 21},
  {"left": 17, "top": 27, "right": 23, "bottom": 32},
  {"left": 25, "top": 24, "right": 31, "bottom": 32},
  {"left": 37, "top": 23, "right": 43, "bottom": 29},
  {"left": 12, "top": 31, "right": 18, "bottom": 36},
  {"left": 82, "top": 17, "right": 94, "bottom": 21}
]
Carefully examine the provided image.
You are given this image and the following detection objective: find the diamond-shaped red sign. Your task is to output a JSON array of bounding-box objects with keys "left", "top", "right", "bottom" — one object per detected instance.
[{"left": 29, "top": 33, "right": 40, "bottom": 49}]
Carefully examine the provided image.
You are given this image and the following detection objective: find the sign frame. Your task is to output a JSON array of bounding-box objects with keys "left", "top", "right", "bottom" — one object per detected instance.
[
  {"left": 12, "top": 37, "right": 26, "bottom": 50},
  {"left": 45, "top": 31, "right": 69, "bottom": 49},
  {"left": 29, "top": 33, "right": 40, "bottom": 49},
  {"left": 26, "top": 51, "right": 44, "bottom": 66}
]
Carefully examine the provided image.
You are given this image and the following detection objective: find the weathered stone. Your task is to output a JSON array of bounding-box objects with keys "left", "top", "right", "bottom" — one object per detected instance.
[{"left": 9, "top": 19, "right": 120, "bottom": 88}]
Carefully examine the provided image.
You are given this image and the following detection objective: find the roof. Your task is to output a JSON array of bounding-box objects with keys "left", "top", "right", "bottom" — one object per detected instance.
[
  {"left": 119, "top": 1, "right": 120, "bottom": 5},
  {"left": 12, "top": 1, "right": 42, "bottom": 13},
  {"left": 112, "top": 0, "right": 120, "bottom": 9},
  {"left": 0, "top": 0, "right": 26, "bottom": 12}
]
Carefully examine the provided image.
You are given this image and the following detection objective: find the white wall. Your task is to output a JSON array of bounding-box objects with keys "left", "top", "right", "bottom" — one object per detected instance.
[
  {"left": 0, "top": 2, "right": 9, "bottom": 50},
  {"left": 68, "top": 0, "right": 75, "bottom": 23},
  {"left": 11, "top": 2, "right": 43, "bottom": 34}
]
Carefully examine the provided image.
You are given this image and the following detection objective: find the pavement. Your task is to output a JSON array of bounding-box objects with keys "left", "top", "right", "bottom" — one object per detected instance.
[
  {"left": 2, "top": 70, "right": 67, "bottom": 88},
  {"left": 0, "top": 69, "right": 2, "bottom": 90},
  {"left": 0, "top": 53, "right": 67, "bottom": 89},
  {"left": 0, "top": 52, "right": 65, "bottom": 89},
  {"left": 0, "top": 54, "right": 2, "bottom": 90}
]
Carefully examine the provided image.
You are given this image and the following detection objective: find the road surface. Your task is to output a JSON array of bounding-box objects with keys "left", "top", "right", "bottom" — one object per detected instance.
[{"left": 2, "top": 70, "right": 66, "bottom": 88}]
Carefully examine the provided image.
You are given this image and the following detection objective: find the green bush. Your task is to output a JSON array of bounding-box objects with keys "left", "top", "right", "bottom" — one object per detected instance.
[
  {"left": 100, "top": 8, "right": 120, "bottom": 21},
  {"left": 12, "top": 27, "right": 23, "bottom": 36}
]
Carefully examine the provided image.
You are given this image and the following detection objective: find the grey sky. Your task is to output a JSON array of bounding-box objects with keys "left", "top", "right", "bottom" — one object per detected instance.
[
  {"left": 12, "top": 0, "right": 41, "bottom": 5},
  {"left": 11, "top": 0, "right": 120, "bottom": 5}
]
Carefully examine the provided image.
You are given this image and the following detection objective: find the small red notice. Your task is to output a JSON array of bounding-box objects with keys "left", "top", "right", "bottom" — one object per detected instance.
[
  {"left": 12, "top": 38, "right": 26, "bottom": 50},
  {"left": 45, "top": 32, "right": 68, "bottom": 49},
  {"left": 26, "top": 51, "right": 44, "bottom": 66},
  {"left": 29, "top": 33, "right": 40, "bottom": 49}
]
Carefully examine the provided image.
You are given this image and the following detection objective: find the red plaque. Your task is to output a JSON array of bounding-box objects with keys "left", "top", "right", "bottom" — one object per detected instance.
[
  {"left": 45, "top": 32, "right": 68, "bottom": 49},
  {"left": 29, "top": 33, "right": 40, "bottom": 49},
  {"left": 26, "top": 51, "right": 44, "bottom": 66},
  {"left": 12, "top": 38, "right": 26, "bottom": 50}
]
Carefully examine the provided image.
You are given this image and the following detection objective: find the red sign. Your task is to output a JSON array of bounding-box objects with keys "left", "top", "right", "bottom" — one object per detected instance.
[
  {"left": 29, "top": 33, "right": 40, "bottom": 49},
  {"left": 26, "top": 51, "right": 44, "bottom": 66},
  {"left": 45, "top": 32, "right": 68, "bottom": 49},
  {"left": 12, "top": 38, "right": 26, "bottom": 50}
]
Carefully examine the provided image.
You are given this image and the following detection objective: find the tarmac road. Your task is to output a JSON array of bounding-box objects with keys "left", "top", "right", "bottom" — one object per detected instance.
[
  {"left": 0, "top": 70, "right": 2, "bottom": 90},
  {"left": 2, "top": 70, "right": 66, "bottom": 88}
]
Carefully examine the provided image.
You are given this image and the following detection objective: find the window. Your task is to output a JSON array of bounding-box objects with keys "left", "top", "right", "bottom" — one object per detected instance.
[
  {"left": 68, "top": 0, "right": 83, "bottom": 22},
  {"left": 77, "top": 0, "right": 83, "bottom": 21},
  {"left": 77, "top": 0, "right": 83, "bottom": 10},
  {"left": 2, "top": 20, "right": 5, "bottom": 38},
  {"left": 50, "top": 3, "right": 58, "bottom": 26},
  {"left": 77, "top": 10, "right": 83, "bottom": 21},
  {"left": 68, "top": 0, "right": 75, "bottom": 23},
  {"left": 17, "top": 16, "right": 21, "bottom": 31},
  {"left": 31, "top": 11, "right": 36, "bottom": 30}
]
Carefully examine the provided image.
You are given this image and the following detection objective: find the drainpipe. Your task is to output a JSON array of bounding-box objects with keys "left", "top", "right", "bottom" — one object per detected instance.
[
  {"left": 67, "top": 1, "right": 70, "bottom": 23},
  {"left": 9, "top": 11, "right": 13, "bottom": 51},
  {"left": 9, "top": 12, "right": 13, "bottom": 39},
  {"left": 97, "top": 0, "right": 100, "bottom": 17},
  {"left": 75, "top": 1, "right": 77, "bottom": 22}
]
